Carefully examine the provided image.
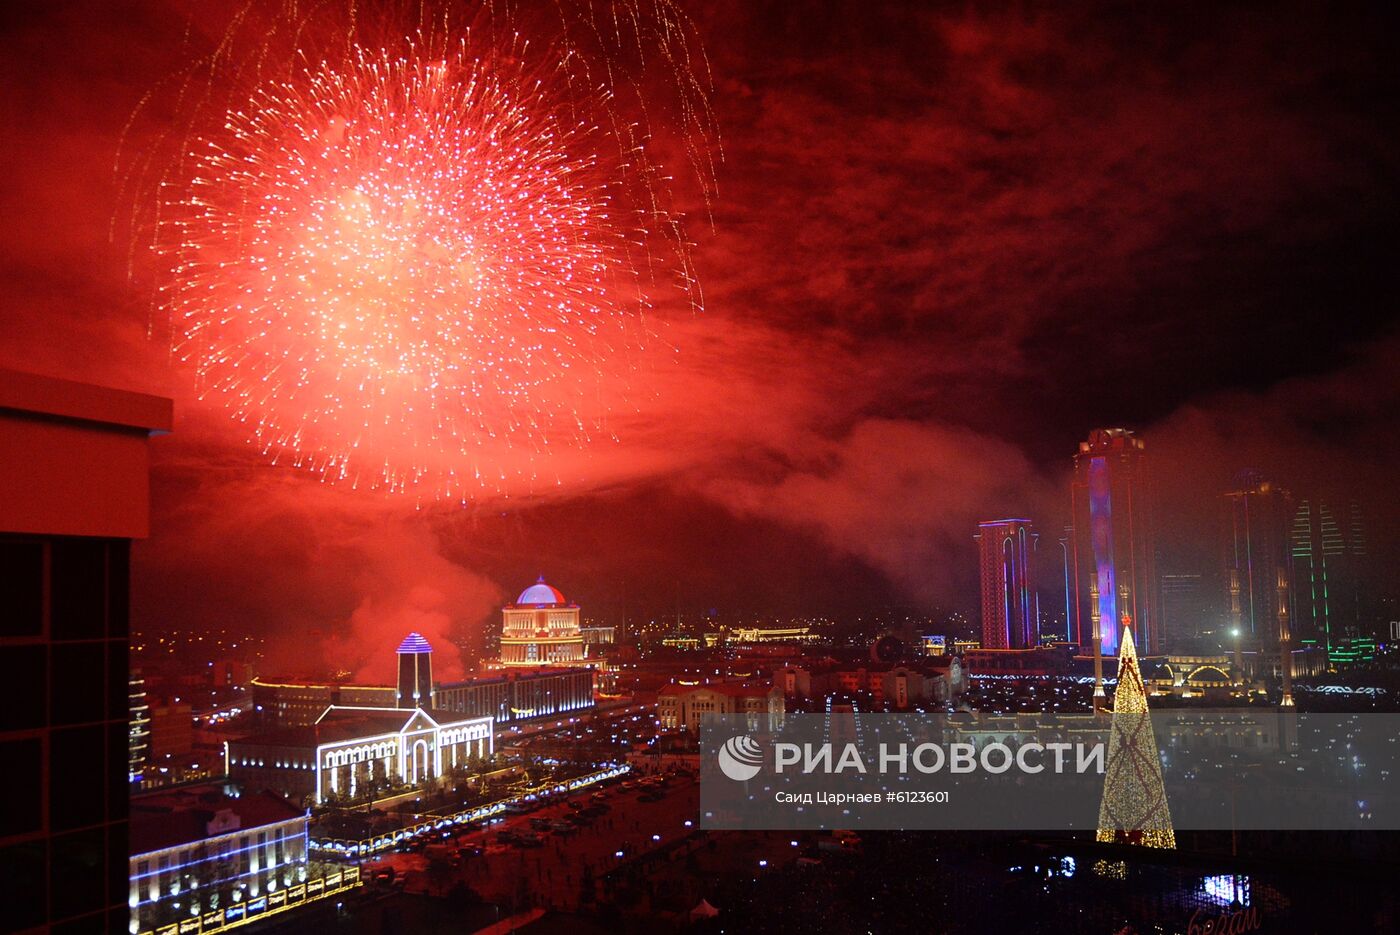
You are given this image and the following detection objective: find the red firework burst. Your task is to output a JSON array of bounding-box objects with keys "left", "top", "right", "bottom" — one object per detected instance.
[{"left": 139, "top": 2, "right": 715, "bottom": 499}]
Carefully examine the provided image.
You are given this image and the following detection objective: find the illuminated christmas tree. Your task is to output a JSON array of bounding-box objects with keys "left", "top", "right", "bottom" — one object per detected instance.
[{"left": 1096, "top": 605, "right": 1175, "bottom": 849}]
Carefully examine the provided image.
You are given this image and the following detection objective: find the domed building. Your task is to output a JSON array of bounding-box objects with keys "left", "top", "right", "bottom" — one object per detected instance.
[
  {"left": 500, "top": 576, "right": 587, "bottom": 667},
  {"left": 1143, "top": 638, "right": 1244, "bottom": 701}
]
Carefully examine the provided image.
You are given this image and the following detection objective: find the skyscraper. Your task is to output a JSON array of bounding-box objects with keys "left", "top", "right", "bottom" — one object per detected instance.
[
  {"left": 1159, "top": 572, "right": 1210, "bottom": 641},
  {"left": 1220, "top": 471, "right": 1295, "bottom": 644},
  {"left": 975, "top": 519, "right": 1039, "bottom": 649},
  {"left": 0, "top": 368, "right": 171, "bottom": 932},
  {"left": 396, "top": 632, "right": 435, "bottom": 708},
  {"left": 1291, "top": 496, "right": 1369, "bottom": 649},
  {"left": 1069, "top": 428, "right": 1161, "bottom": 655}
]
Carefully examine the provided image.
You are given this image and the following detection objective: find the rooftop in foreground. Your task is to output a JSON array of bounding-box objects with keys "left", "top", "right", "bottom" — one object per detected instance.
[
  {"left": 0, "top": 367, "right": 172, "bottom": 432},
  {"left": 233, "top": 706, "right": 488, "bottom": 748},
  {"left": 131, "top": 785, "right": 303, "bottom": 854}
]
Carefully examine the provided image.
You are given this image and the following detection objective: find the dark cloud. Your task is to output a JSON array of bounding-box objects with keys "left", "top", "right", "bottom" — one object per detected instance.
[{"left": 704, "top": 418, "right": 1058, "bottom": 602}]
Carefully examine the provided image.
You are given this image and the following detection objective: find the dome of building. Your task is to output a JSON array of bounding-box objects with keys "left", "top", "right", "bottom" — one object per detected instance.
[
  {"left": 1143, "top": 661, "right": 1173, "bottom": 681},
  {"left": 1186, "top": 665, "right": 1232, "bottom": 685},
  {"left": 516, "top": 576, "right": 567, "bottom": 606},
  {"left": 397, "top": 632, "right": 433, "bottom": 654}
]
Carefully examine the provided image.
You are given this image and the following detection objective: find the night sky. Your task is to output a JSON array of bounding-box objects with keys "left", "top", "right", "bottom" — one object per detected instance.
[{"left": 2, "top": 1, "right": 1397, "bottom": 680}]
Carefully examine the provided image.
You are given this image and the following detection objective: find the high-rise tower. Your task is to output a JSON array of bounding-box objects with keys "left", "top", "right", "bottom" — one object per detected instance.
[
  {"left": 1221, "top": 470, "right": 1295, "bottom": 643},
  {"left": 0, "top": 369, "right": 171, "bottom": 931},
  {"left": 396, "top": 632, "right": 435, "bottom": 708},
  {"left": 1070, "top": 428, "right": 1162, "bottom": 655},
  {"left": 975, "top": 519, "right": 1039, "bottom": 649},
  {"left": 1291, "top": 497, "right": 1369, "bottom": 649},
  {"left": 1277, "top": 568, "right": 1295, "bottom": 708}
]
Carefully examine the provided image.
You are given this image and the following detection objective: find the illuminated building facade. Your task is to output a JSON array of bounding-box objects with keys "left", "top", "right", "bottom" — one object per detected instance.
[
  {"left": 395, "top": 631, "right": 435, "bottom": 708},
  {"left": 127, "top": 786, "right": 361, "bottom": 935},
  {"left": 129, "top": 668, "right": 151, "bottom": 783},
  {"left": 1237, "top": 645, "right": 1329, "bottom": 679},
  {"left": 579, "top": 625, "right": 616, "bottom": 656},
  {"left": 657, "top": 682, "right": 785, "bottom": 733},
  {"left": 227, "top": 706, "right": 493, "bottom": 806},
  {"left": 1143, "top": 643, "right": 1242, "bottom": 701},
  {"left": 500, "top": 576, "right": 587, "bottom": 666},
  {"left": 149, "top": 701, "right": 194, "bottom": 760},
  {"left": 774, "top": 661, "right": 965, "bottom": 708},
  {"left": 975, "top": 519, "right": 1039, "bottom": 649},
  {"left": 1069, "top": 428, "right": 1162, "bottom": 655},
  {"left": 1221, "top": 471, "right": 1295, "bottom": 644},
  {"left": 252, "top": 639, "right": 595, "bottom": 730},
  {"left": 0, "top": 368, "right": 171, "bottom": 933},
  {"left": 251, "top": 679, "right": 397, "bottom": 727},
  {"left": 964, "top": 646, "right": 1074, "bottom": 676},
  {"left": 435, "top": 667, "right": 595, "bottom": 724},
  {"left": 727, "top": 626, "right": 821, "bottom": 644},
  {"left": 1291, "top": 496, "right": 1369, "bottom": 650}
]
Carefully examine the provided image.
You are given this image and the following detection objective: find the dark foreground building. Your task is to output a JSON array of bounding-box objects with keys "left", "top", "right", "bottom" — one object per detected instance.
[{"left": 0, "top": 369, "right": 171, "bottom": 933}]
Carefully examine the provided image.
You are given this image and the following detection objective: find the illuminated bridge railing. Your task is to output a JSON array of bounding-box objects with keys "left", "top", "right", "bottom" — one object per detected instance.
[
  {"left": 136, "top": 866, "right": 359, "bottom": 935},
  {"left": 311, "top": 763, "right": 631, "bottom": 859}
]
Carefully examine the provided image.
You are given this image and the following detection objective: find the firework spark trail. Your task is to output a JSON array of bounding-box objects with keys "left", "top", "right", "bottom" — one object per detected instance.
[{"left": 126, "top": 1, "right": 717, "bottom": 500}]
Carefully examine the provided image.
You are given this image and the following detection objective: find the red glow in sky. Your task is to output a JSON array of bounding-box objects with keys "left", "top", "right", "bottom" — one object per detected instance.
[{"left": 1, "top": 1, "right": 1397, "bottom": 674}]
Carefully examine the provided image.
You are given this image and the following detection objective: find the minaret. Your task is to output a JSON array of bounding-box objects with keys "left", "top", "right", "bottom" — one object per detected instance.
[
  {"left": 396, "top": 632, "right": 434, "bottom": 709},
  {"left": 1096, "top": 608, "right": 1175, "bottom": 849},
  {"left": 1228, "top": 568, "right": 1245, "bottom": 678},
  {"left": 1090, "top": 577, "right": 1106, "bottom": 714},
  {"left": 1118, "top": 583, "right": 1132, "bottom": 637},
  {"left": 1277, "top": 568, "right": 1294, "bottom": 708}
]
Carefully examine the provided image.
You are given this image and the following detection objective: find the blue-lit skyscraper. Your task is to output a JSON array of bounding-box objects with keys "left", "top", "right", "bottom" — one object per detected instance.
[{"left": 1070, "top": 428, "right": 1161, "bottom": 654}]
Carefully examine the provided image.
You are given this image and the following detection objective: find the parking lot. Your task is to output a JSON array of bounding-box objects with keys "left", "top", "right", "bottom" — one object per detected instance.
[{"left": 363, "top": 769, "right": 704, "bottom": 912}]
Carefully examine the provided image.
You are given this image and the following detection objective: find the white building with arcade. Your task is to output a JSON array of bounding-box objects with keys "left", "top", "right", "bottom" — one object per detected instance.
[{"left": 228, "top": 705, "right": 493, "bottom": 806}]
